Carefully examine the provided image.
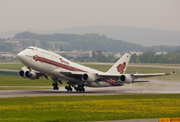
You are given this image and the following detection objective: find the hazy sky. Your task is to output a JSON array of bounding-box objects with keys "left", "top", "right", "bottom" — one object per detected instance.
[{"left": 0, "top": 0, "right": 180, "bottom": 32}]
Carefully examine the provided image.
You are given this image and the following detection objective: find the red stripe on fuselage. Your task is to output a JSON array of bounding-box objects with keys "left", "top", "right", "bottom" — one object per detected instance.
[
  {"left": 34, "top": 55, "right": 85, "bottom": 72},
  {"left": 106, "top": 80, "right": 120, "bottom": 86}
]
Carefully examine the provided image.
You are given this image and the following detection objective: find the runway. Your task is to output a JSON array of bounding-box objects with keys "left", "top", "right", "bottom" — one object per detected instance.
[{"left": 0, "top": 80, "right": 180, "bottom": 98}]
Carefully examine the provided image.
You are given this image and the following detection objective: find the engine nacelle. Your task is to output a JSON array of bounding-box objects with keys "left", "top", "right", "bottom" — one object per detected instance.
[
  {"left": 19, "top": 68, "right": 39, "bottom": 80},
  {"left": 24, "top": 71, "right": 39, "bottom": 80},
  {"left": 120, "top": 74, "right": 134, "bottom": 84},
  {"left": 82, "top": 73, "right": 96, "bottom": 83},
  {"left": 19, "top": 69, "right": 29, "bottom": 78}
]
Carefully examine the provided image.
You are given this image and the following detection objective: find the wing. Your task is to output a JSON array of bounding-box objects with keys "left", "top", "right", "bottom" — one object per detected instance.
[
  {"left": 52, "top": 68, "right": 175, "bottom": 84},
  {"left": 52, "top": 69, "right": 86, "bottom": 79},
  {"left": 98, "top": 71, "right": 175, "bottom": 78},
  {"left": 132, "top": 71, "right": 175, "bottom": 78},
  {"left": 97, "top": 71, "right": 175, "bottom": 83}
]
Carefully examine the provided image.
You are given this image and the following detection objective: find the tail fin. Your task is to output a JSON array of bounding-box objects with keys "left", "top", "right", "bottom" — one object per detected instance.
[{"left": 106, "top": 53, "right": 131, "bottom": 74}]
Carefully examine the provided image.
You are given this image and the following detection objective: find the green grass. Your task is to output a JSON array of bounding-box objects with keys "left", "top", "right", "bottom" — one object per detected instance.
[
  {"left": 0, "top": 75, "right": 67, "bottom": 87},
  {"left": 0, "top": 75, "right": 52, "bottom": 86},
  {"left": 0, "top": 63, "right": 23, "bottom": 70},
  {"left": 0, "top": 94, "right": 180, "bottom": 122},
  {"left": 0, "top": 86, "right": 51, "bottom": 90}
]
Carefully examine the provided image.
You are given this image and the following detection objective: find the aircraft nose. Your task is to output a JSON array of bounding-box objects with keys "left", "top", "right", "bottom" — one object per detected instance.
[{"left": 17, "top": 51, "right": 25, "bottom": 61}]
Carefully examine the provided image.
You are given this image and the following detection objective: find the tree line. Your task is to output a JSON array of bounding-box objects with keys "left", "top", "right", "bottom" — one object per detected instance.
[
  {"left": 130, "top": 50, "right": 180, "bottom": 64},
  {"left": 89, "top": 50, "right": 180, "bottom": 64}
]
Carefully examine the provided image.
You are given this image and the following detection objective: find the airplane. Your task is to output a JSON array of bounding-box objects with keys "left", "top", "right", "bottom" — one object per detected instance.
[{"left": 18, "top": 46, "right": 175, "bottom": 92}]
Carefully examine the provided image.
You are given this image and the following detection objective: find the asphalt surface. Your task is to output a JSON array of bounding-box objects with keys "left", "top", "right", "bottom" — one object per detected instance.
[{"left": 0, "top": 80, "right": 180, "bottom": 98}]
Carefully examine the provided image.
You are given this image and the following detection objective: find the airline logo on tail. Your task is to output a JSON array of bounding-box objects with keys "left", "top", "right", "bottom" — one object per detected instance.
[{"left": 117, "top": 62, "right": 126, "bottom": 74}]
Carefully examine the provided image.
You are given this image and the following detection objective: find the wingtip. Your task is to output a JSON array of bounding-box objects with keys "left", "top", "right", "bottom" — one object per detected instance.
[
  {"left": 165, "top": 71, "right": 176, "bottom": 75},
  {"left": 172, "top": 71, "right": 176, "bottom": 74}
]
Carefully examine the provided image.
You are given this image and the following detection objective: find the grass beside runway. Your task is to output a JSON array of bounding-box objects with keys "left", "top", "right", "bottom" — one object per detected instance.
[
  {"left": 0, "top": 63, "right": 23, "bottom": 70},
  {"left": 0, "top": 75, "right": 53, "bottom": 86},
  {"left": 0, "top": 94, "right": 180, "bottom": 122},
  {"left": 0, "top": 86, "right": 51, "bottom": 90},
  {"left": 0, "top": 75, "right": 68, "bottom": 88}
]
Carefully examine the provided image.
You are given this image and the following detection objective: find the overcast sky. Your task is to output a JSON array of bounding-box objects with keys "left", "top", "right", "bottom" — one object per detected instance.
[{"left": 0, "top": 0, "right": 180, "bottom": 32}]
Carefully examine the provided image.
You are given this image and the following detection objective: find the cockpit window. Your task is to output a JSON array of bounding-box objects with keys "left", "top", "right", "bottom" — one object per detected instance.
[{"left": 28, "top": 47, "right": 34, "bottom": 50}]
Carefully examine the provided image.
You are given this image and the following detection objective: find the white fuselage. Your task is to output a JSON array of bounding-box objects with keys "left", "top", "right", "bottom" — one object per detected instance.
[
  {"left": 18, "top": 47, "right": 174, "bottom": 91},
  {"left": 18, "top": 46, "right": 115, "bottom": 87}
]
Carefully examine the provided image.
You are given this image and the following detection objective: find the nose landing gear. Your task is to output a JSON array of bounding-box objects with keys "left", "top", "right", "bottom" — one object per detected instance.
[
  {"left": 52, "top": 78, "right": 61, "bottom": 90},
  {"left": 52, "top": 82, "right": 59, "bottom": 90}
]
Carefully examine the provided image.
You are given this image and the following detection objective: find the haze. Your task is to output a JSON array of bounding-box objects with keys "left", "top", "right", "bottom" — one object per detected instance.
[{"left": 0, "top": 0, "right": 180, "bottom": 32}]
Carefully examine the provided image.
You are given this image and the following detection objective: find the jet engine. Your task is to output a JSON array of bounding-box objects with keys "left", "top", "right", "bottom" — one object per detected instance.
[
  {"left": 82, "top": 73, "right": 96, "bottom": 83},
  {"left": 19, "top": 69, "right": 39, "bottom": 80},
  {"left": 120, "top": 74, "right": 134, "bottom": 84},
  {"left": 24, "top": 71, "right": 39, "bottom": 80},
  {"left": 19, "top": 69, "right": 28, "bottom": 78}
]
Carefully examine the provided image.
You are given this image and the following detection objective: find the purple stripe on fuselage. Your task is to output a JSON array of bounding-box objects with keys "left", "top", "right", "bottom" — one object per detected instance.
[
  {"left": 35, "top": 56, "right": 85, "bottom": 72},
  {"left": 106, "top": 80, "right": 120, "bottom": 86}
]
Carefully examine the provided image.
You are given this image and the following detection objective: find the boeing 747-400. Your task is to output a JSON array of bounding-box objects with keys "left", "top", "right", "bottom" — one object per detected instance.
[{"left": 18, "top": 46, "right": 175, "bottom": 92}]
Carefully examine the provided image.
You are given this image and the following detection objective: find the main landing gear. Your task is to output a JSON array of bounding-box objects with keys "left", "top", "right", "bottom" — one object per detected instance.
[
  {"left": 65, "top": 83, "right": 85, "bottom": 92},
  {"left": 52, "top": 78, "right": 86, "bottom": 92},
  {"left": 74, "top": 85, "right": 85, "bottom": 92},
  {"left": 65, "top": 83, "right": 73, "bottom": 92}
]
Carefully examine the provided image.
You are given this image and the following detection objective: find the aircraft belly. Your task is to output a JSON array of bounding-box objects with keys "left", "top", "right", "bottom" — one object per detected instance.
[{"left": 87, "top": 81, "right": 112, "bottom": 87}]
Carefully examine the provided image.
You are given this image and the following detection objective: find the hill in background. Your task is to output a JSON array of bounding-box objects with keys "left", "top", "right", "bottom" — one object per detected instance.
[
  {"left": 47, "top": 25, "right": 180, "bottom": 46},
  {"left": 0, "top": 32, "right": 179, "bottom": 53},
  {"left": 0, "top": 25, "right": 180, "bottom": 47},
  {"left": 12, "top": 32, "right": 142, "bottom": 53}
]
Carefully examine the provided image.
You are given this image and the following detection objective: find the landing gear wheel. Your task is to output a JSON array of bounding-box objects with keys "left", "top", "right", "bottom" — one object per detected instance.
[
  {"left": 53, "top": 86, "right": 59, "bottom": 90},
  {"left": 75, "top": 85, "right": 85, "bottom": 92},
  {"left": 74, "top": 87, "right": 78, "bottom": 92},
  {"left": 65, "top": 84, "right": 73, "bottom": 92},
  {"left": 52, "top": 82, "right": 59, "bottom": 90}
]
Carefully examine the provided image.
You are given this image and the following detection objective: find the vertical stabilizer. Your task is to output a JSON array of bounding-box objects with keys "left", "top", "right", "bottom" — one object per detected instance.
[{"left": 106, "top": 53, "right": 131, "bottom": 74}]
